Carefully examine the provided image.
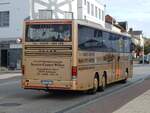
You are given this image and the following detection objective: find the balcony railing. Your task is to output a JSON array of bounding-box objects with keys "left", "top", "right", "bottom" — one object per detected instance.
[{"left": 39, "top": 10, "right": 74, "bottom": 20}]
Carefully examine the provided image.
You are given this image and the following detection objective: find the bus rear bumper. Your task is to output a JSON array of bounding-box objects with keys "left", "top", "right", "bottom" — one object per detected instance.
[{"left": 22, "top": 79, "right": 78, "bottom": 91}]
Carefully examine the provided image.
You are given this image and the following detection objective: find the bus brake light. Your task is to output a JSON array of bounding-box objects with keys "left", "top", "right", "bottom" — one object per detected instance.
[{"left": 72, "top": 66, "right": 77, "bottom": 77}]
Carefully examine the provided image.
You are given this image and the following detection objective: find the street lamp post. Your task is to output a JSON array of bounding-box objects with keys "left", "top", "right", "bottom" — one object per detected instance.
[
  {"left": 0, "top": 45, "right": 1, "bottom": 68},
  {"left": 142, "top": 45, "right": 144, "bottom": 64},
  {"left": 142, "top": 35, "right": 145, "bottom": 64}
]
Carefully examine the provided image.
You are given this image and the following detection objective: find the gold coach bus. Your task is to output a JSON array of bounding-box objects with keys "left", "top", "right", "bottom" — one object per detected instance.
[{"left": 22, "top": 19, "right": 133, "bottom": 94}]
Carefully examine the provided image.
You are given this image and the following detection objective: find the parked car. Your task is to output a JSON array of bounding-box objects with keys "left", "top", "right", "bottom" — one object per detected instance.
[{"left": 139, "top": 55, "right": 150, "bottom": 64}]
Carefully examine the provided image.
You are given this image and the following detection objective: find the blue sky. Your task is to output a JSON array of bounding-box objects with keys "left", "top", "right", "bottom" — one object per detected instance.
[{"left": 101, "top": 0, "right": 150, "bottom": 37}]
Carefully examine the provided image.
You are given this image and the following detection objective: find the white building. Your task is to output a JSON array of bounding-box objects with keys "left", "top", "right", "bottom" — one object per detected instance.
[
  {"left": 129, "top": 29, "right": 145, "bottom": 58},
  {"left": 105, "top": 15, "right": 129, "bottom": 34},
  {"left": 0, "top": 0, "right": 105, "bottom": 69},
  {"left": 129, "top": 29, "right": 144, "bottom": 47},
  {"left": 132, "top": 31, "right": 144, "bottom": 47},
  {"left": 0, "top": 0, "right": 105, "bottom": 41},
  {"left": 0, "top": 0, "right": 30, "bottom": 41},
  {"left": 31, "top": 0, "right": 105, "bottom": 26},
  {"left": 105, "top": 22, "right": 121, "bottom": 33}
]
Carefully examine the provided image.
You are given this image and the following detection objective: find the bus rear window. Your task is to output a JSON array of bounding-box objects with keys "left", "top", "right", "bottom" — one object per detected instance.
[{"left": 26, "top": 24, "right": 72, "bottom": 42}]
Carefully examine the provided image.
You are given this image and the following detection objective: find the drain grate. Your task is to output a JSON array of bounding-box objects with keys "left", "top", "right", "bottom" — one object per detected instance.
[{"left": 0, "top": 103, "right": 21, "bottom": 107}]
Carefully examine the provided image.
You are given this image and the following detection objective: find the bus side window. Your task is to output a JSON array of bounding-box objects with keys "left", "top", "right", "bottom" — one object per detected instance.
[
  {"left": 103, "top": 31, "right": 113, "bottom": 52},
  {"left": 118, "top": 36, "right": 124, "bottom": 53},
  {"left": 109, "top": 34, "right": 119, "bottom": 52},
  {"left": 123, "top": 37, "right": 131, "bottom": 53},
  {"left": 78, "top": 25, "right": 104, "bottom": 52}
]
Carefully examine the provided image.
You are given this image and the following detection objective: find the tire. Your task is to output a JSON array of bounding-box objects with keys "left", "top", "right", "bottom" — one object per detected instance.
[
  {"left": 121, "top": 78, "right": 127, "bottom": 84},
  {"left": 88, "top": 77, "right": 98, "bottom": 94},
  {"left": 99, "top": 76, "right": 106, "bottom": 91},
  {"left": 121, "top": 71, "right": 128, "bottom": 84}
]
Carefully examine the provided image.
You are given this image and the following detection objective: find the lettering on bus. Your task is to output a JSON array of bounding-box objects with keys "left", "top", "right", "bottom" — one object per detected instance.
[
  {"left": 31, "top": 60, "right": 65, "bottom": 76},
  {"left": 78, "top": 58, "right": 95, "bottom": 64},
  {"left": 103, "top": 54, "right": 114, "bottom": 62}
]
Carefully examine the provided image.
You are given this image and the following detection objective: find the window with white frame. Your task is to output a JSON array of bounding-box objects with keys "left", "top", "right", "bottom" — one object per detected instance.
[
  {"left": 91, "top": 4, "right": 94, "bottom": 16},
  {"left": 87, "top": 1, "right": 90, "bottom": 14},
  {"left": 84, "top": 0, "right": 86, "bottom": 5},
  {"left": 102, "top": 10, "right": 105, "bottom": 21},
  {"left": 0, "top": 11, "right": 9, "bottom": 27},
  {"left": 95, "top": 6, "right": 98, "bottom": 18},
  {"left": 99, "top": 8, "right": 101, "bottom": 20}
]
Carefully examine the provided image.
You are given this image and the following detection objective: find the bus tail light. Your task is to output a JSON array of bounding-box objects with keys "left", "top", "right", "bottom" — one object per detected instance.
[
  {"left": 22, "top": 65, "right": 25, "bottom": 75},
  {"left": 72, "top": 66, "right": 77, "bottom": 78}
]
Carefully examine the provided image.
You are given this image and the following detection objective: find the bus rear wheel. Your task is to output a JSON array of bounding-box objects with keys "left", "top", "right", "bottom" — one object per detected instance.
[
  {"left": 99, "top": 76, "right": 106, "bottom": 91},
  {"left": 88, "top": 77, "right": 98, "bottom": 94},
  {"left": 121, "top": 71, "right": 128, "bottom": 83}
]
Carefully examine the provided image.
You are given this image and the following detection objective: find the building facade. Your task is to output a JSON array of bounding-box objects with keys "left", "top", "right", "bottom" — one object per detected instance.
[
  {"left": 31, "top": 0, "right": 105, "bottom": 26},
  {"left": 0, "top": 0, "right": 30, "bottom": 40},
  {"left": 129, "top": 29, "right": 144, "bottom": 47},
  {"left": 129, "top": 29, "right": 145, "bottom": 58},
  {"left": 105, "top": 15, "right": 128, "bottom": 33},
  {"left": 0, "top": 0, "right": 105, "bottom": 69},
  {"left": 0, "top": 0, "right": 30, "bottom": 69}
]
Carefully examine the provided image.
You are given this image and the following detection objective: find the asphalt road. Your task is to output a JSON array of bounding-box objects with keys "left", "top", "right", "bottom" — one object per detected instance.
[{"left": 0, "top": 64, "right": 150, "bottom": 113}]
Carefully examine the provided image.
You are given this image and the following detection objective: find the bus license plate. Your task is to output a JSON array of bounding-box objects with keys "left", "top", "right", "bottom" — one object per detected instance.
[{"left": 41, "top": 80, "right": 53, "bottom": 85}]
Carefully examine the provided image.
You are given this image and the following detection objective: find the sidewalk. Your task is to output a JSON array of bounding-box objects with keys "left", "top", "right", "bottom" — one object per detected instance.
[
  {"left": 114, "top": 89, "right": 150, "bottom": 113},
  {"left": 0, "top": 73, "right": 21, "bottom": 80}
]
